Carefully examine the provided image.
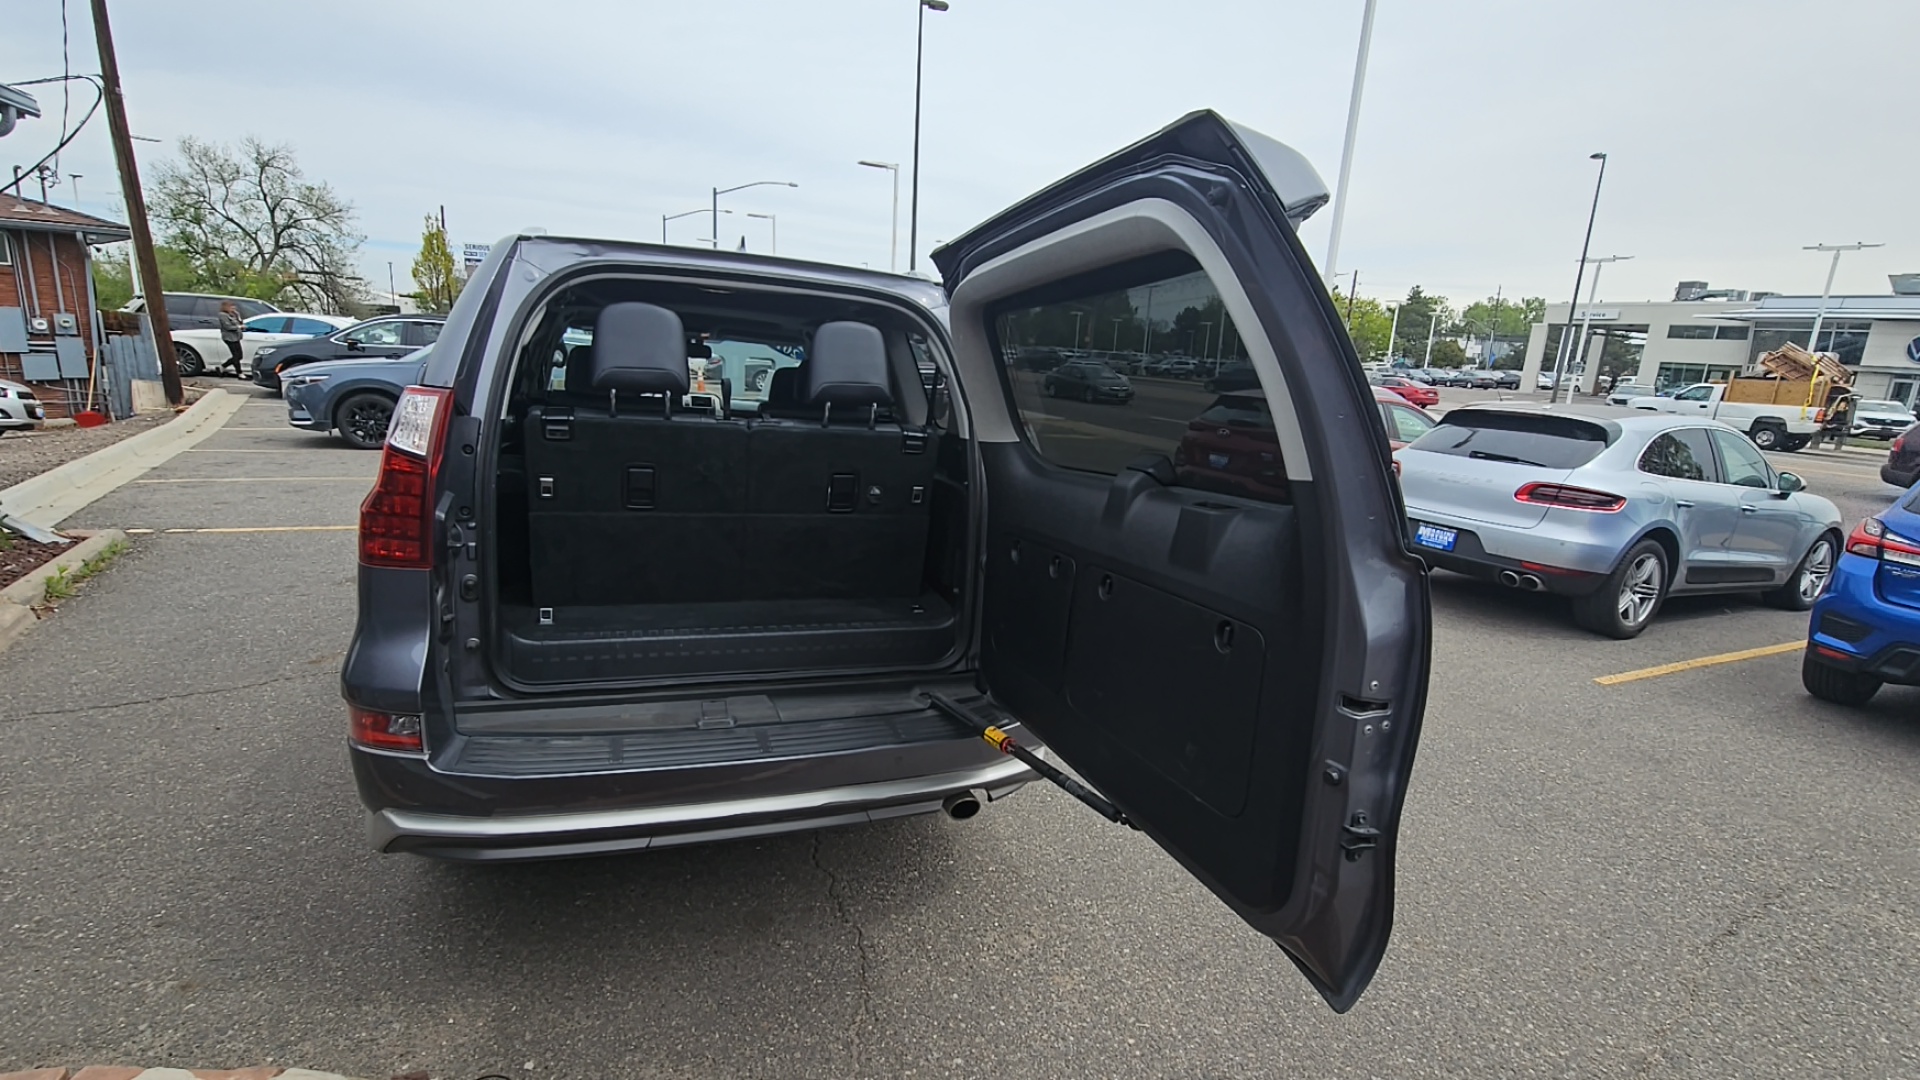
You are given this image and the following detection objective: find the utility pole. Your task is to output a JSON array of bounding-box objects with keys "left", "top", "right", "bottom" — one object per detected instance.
[
  {"left": 90, "top": 0, "right": 180, "bottom": 406},
  {"left": 1345, "top": 269, "right": 1358, "bottom": 325},
  {"left": 1482, "top": 284, "right": 1502, "bottom": 372},
  {"left": 1804, "top": 242, "right": 1883, "bottom": 354}
]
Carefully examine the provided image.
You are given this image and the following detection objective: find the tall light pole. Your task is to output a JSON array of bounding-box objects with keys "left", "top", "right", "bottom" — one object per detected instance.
[
  {"left": 1804, "top": 242, "right": 1883, "bottom": 354},
  {"left": 1322, "top": 0, "right": 1379, "bottom": 287},
  {"left": 1071, "top": 310, "right": 1084, "bottom": 348},
  {"left": 1111, "top": 317, "right": 1123, "bottom": 350},
  {"left": 712, "top": 181, "right": 796, "bottom": 250},
  {"left": 909, "top": 0, "right": 949, "bottom": 272},
  {"left": 1423, "top": 310, "right": 1439, "bottom": 366},
  {"left": 1199, "top": 321, "right": 1214, "bottom": 368},
  {"left": 664, "top": 207, "right": 729, "bottom": 244},
  {"left": 857, "top": 160, "right": 900, "bottom": 272},
  {"left": 1386, "top": 303, "right": 1401, "bottom": 365},
  {"left": 747, "top": 212, "right": 777, "bottom": 254},
  {"left": 1550, "top": 152, "right": 1609, "bottom": 405},
  {"left": 1570, "top": 254, "right": 1633, "bottom": 392}
]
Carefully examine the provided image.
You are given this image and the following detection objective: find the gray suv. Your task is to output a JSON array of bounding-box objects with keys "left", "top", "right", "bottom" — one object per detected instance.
[{"left": 343, "top": 111, "right": 1432, "bottom": 1012}]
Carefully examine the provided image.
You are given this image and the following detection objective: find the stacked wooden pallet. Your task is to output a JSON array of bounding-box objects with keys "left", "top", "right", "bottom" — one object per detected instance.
[{"left": 1753, "top": 341, "right": 1854, "bottom": 386}]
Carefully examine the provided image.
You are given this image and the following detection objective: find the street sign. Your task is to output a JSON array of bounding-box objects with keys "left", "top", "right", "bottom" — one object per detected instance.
[{"left": 462, "top": 243, "right": 490, "bottom": 274}]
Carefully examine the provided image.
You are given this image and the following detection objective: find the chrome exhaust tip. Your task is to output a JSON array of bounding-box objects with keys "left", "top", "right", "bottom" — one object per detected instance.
[
  {"left": 1519, "top": 574, "right": 1545, "bottom": 591},
  {"left": 1498, "top": 570, "right": 1521, "bottom": 588},
  {"left": 942, "top": 790, "right": 985, "bottom": 821}
]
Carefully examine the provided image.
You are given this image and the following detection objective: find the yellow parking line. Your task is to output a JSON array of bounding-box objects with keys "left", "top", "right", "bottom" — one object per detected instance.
[
  {"left": 1594, "top": 641, "right": 1803, "bottom": 686},
  {"left": 124, "top": 525, "right": 357, "bottom": 534}
]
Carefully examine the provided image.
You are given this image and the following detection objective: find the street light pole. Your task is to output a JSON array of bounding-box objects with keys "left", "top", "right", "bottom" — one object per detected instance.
[
  {"left": 746, "top": 213, "right": 777, "bottom": 254},
  {"left": 1423, "top": 311, "right": 1439, "bottom": 366},
  {"left": 664, "top": 207, "right": 730, "bottom": 244},
  {"left": 1071, "top": 311, "right": 1083, "bottom": 348},
  {"left": 909, "top": 0, "right": 949, "bottom": 272},
  {"left": 1550, "top": 152, "right": 1609, "bottom": 405},
  {"left": 1111, "top": 317, "right": 1123, "bottom": 351},
  {"left": 712, "top": 180, "right": 797, "bottom": 250},
  {"left": 1322, "top": 0, "right": 1379, "bottom": 287},
  {"left": 858, "top": 160, "right": 901, "bottom": 271},
  {"left": 1803, "top": 242, "right": 1883, "bottom": 354},
  {"left": 1386, "top": 303, "right": 1401, "bottom": 365},
  {"left": 1571, "top": 255, "right": 1632, "bottom": 392}
]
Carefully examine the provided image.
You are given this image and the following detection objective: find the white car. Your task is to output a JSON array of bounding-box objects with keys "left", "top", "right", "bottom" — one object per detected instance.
[
  {"left": 170, "top": 312, "right": 357, "bottom": 376},
  {"left": 1607, "top": 376, "right": 1653, "bottom": 406},
  {"left": 1851, "top": 399, "right": 1918, "bottom": 440},
  {"left": 0, "top": 378, "right": 47, "bottom": 433}
]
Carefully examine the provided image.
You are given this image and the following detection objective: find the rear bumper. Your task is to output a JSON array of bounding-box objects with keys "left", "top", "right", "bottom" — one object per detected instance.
[
  {"left": 1881, "top": 462, "right": 1918, "bottom": 488},
  {"left": 1403, "top": 509, "right": 1615, "bottom": 595},
  {"left": 360, "top": 751, "right": 1034, "bottom": 860},
  {"left": 1807, "top": 554, "right": 1920, "bottom": 686}
]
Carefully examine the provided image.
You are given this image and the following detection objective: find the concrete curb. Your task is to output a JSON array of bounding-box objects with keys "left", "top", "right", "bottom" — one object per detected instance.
[
  {"left": 0, "top": 1060, "right": 366, "bottom": 1068},
  {"left": 0, "top": 390, "right": 248, "bottom": 530},
  {"left": 0, "top": 529, "right": 130, "bottom": 655},
  {"left": 0, "top": 1070, "right": 369, "bottom": 1080}
]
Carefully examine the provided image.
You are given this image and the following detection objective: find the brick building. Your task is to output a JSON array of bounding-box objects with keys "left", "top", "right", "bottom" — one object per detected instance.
[{"left": 0, "top": 194, "right": 132, "bottom": 418}]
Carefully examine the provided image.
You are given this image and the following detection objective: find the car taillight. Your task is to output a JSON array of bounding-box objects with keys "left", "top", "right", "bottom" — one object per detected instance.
[
  {"left": 1845, "top": 516, "right": 1920, "bottom": 566},
  {"left": 1514, "top": 482, "right": 1626, "bottom": 513},
  {"left": 359, "top": 386, "right": 452, "bottom": 568},
  {"left": 350, "top": 706, "right": 424, "bottom": 753},
  {"left": 1894, "top": 432, "right": 1908, "bottom": 453}
]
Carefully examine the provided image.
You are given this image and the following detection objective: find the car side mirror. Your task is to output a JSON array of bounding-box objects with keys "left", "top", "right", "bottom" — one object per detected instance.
[
  {"left": 1775, "top": 471, "right": 1805, "bottom": 496},
  {"left": 344, "top": 339, "right": 362, "bottom": 351}
]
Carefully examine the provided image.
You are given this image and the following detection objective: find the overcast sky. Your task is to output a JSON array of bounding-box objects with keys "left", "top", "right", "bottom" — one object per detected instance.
[{"left": 4, "top": 0, "right": 1912, "bottom": 309}]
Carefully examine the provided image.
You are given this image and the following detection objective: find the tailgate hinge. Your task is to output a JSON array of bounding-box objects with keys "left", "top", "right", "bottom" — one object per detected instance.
[{"left": 1340, "top": 811, "right": 1381, "bottom": 861}]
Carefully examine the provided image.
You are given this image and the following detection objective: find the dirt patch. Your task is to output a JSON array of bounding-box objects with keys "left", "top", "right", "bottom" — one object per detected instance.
[
  {"left": 0, "top": 413, "right": 174, "bottom": 490},
  {"left": 0, "top": 535, "right": 73, "bottom": 591}
]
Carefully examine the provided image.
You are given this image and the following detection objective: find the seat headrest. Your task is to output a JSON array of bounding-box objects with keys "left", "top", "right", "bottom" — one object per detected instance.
[
  {"left": 805, "top": 322, "right": 892, "bottom": 408},
  {"left": 768, "top": 366, "right": 801, "bottom": 405},
  {"left": 561, "top": 344, "right": 592, "bottom": 391},
  {"left": 591, "top": 303, "right": 688, "bottom": 396}
]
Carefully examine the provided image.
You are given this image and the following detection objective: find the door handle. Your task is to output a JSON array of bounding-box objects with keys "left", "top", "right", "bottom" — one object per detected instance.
[
  {"left": 1740, "top": 504, "right": 1758, "bottom": 513},
  {"left": 1675, "top": 500, "right": 1696, "bottom": 508}
]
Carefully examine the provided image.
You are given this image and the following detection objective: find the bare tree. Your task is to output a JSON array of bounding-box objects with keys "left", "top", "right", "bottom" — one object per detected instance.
[{"left": 151, "top": 136, "right": 366, "bottom": 312}]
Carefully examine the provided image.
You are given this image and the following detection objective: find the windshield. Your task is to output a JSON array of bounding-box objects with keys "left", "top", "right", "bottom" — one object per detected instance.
[
  {"left": 1861, "top": 400, "right": 1907, "bottom": 413},
  {"left": 1407, "top": 410, "right": 1614, "bottom": 469}
]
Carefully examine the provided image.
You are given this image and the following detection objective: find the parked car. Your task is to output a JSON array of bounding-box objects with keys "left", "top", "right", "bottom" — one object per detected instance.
[
  {"left": 1606, "top": 376, "right": 1653, "bottom": 406},
  {"left": 251, "top": 314, "right": 445, "bottom": 391},
  {"left": 282, "top": 347, "right": 430, "bottom": 449},
  {"left": 1801, "top": 483, "right": 1920, "bottom": 705},
  {"left": 0, "top": 378, "right": 46, "bottom": 433},
  {"left": 344, "top": 111, "right": 1430, "bottom": 1013},
  {"left": 1042, "top": 360, "right": 1134, "bottom": 403},
  {"left": 1375, "top": 386, "right": 1437, "bottom": 448},
  {"left": 1395, "top": 403, "right": 1842, "bottom": 638},
  {"left": 122, "top": 292, "right": 278, "bottom": 333},
  {"left": 1627, "top": 382, "right": 1822, "bottom": 452},
  {"left": 170, "top": 311, "right": 356, "bottom": 377},
  {"left": 1850, "top": 399, "right": 1918, "bottom": 440},
  {"left": 1491, "top": 370, "right": 1521, "bottom": 390},
  {"left": 1142, "top": 357, "right": 1199, "bottom": 379},
  {"left": 1373, "top": 375, "right": 1438, "bottom": 409},
  {"left": 1883, "top": 425, "right": 1920, "bottom": 488},
  {"left": 1204, "top": 360, "right": 1260, "bottom": 392}
]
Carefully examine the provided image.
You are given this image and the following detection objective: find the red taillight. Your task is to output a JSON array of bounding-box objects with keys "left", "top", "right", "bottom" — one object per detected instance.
[
  {"left": 1894, "top": 432, "right": 1908, "bottom": 453},
  {"left": 359, "top": 386, "right": 451, "bottom": 568},
  {"left": 1845, "top": 516, "right": 1920, "bottom": 565},
  {"left": 350, "top": 706, "right": 424, "bottom": 753},
  {"left": 1514, "top": 482, "right": 1626, "bottom": 513}
]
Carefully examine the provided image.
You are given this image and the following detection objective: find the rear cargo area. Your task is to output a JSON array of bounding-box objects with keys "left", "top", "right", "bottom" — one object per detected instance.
[{"left": 487, "top": 276, "right": 970, "bottom": 688}]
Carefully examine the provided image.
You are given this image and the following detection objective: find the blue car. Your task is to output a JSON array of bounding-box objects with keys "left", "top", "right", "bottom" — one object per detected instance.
[
  {"left": 1803, "top": 485, "right": 1920, "bottom": 705},
  {"left": 282, "top": 346, "right": 429, "bottom": 449}
]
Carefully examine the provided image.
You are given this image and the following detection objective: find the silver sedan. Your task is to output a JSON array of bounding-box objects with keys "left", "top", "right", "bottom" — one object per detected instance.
[{"left": 1395, "top": 403, "right": 1844, "bottom": 638}]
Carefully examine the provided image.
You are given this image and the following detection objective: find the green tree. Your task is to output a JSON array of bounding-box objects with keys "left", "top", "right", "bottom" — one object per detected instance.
[
  {"left": 1455, "top": 295, "right": 1544, "bottom": 338},
  {"left": 411, "top": 214, "right": 461, "bottom": 314},
  {"left": 1330, "top": 289, "right": 1393, "bottom": 362},
  {"left": 150, "top": 136, "right": 365, "bottom": 312},
  {"left": 90, "top": 243, "right": 216, "bottom": 309},
  {"left": 1427, "top": 339, "right": 1469, "bottom": 368},
  {"left": 1390, "top": 286, "right": 1453, "bottom": 365}
]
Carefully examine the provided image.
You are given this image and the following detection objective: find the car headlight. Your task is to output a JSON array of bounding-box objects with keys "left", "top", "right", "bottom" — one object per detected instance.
[
  {"left": 284, "top": 373, "right": 330, "bottom": 390},
  {"left": 256, "top": 346, "right": 278, "bottom": 358}
]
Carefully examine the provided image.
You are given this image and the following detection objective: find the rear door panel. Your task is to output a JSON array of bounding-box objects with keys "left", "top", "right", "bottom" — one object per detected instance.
[{"left": 936, "top": 110, "right": 1430, "bottom": 1012}]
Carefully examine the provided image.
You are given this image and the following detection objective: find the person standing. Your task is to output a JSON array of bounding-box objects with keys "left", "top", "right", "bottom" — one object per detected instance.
[{"left": 217, "top": 301, "right": 246, "bottom": 378}]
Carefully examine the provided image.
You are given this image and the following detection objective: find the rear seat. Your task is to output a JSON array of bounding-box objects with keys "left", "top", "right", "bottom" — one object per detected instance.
[
  {"left": 525, "top": 302, "right": 751, "bottom": 608},
  {"left": 747, "top": 321, "right": 938, "bottom": 600}
]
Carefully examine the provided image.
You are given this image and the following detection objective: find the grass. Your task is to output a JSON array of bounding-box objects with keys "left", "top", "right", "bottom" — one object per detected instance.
[{"left": 41, "top": 537, "right": 130, "bottom": 606}]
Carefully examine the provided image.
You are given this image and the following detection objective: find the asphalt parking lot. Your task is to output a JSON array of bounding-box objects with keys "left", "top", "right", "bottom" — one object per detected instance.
[{"left": 2, "top": 384, "right": 1917, "bottom": 1079}]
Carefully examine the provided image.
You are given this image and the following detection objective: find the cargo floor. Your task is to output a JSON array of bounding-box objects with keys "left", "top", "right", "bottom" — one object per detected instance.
[{"left": 498, "top": 593, "right": 958, "bottom": 683}]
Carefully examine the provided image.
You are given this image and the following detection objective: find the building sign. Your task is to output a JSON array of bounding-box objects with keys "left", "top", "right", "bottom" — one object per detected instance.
[
  {"left": 1573, "top": 308, "right": 1620, "bottom": 322},
  {"left": 462, "top": 243, "right": 490, "bottom": 275},
  {"left": 1907, "top": 336, "right": 1920, "bottom": 366}
]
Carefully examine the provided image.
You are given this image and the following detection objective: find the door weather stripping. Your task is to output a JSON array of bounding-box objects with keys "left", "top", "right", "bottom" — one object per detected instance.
[{"left": 925, "top": 693, "right": 1134, "bottom": 828}]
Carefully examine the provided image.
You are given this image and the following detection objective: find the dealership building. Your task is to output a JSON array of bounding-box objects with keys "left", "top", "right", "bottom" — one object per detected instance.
[{"left": 1520, "top": 275, "right": 1920, "bottom": 404}]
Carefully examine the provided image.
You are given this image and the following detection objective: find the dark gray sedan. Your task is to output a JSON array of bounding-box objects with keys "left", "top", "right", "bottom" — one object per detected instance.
[{"left": 282, "top": 347, "right": 429, "bottom": 448}]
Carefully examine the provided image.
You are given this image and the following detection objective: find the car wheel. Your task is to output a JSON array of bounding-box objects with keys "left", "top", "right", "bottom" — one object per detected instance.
[
  {"left": 1763, "top": 533, "right": 1837, "bottom": 610},
  {"left": 1801, "top": 647, "right": 1882, "bottom": 706},
  {"left": 175, "top": 343, "right": 205, "bottom": 376},
  {"left": 1749, "top": 424, "right": 1783, "bottom": 451},
  {"left": 1780, "top": 436, "right": 1811, "bottom": 452},
  {"left": 1572, "top": 539, "right": 1668, "bottom": 639},
  {"left": 334, "top": 392, "right": 395, "bottom": 450}
]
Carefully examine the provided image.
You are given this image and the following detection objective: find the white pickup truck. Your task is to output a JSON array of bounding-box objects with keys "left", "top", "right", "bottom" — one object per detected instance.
[{"left": 1627, "top": 382, "right": 1824, "bottom": 451}]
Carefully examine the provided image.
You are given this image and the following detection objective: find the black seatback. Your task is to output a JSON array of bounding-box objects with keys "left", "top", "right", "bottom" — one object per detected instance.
[{"left": 748, "top": 321, "right": 937, "bottom": 599}]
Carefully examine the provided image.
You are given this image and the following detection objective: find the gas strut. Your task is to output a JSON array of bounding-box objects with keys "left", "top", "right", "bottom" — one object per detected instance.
[{"left": 925, "top": 693, "right": 1134, "bottom": 828}]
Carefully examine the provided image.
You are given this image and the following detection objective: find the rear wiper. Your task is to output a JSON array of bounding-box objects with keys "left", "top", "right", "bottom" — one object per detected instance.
[{"left": 1467, "top": 450, "right": 1547, "bottom": 467}]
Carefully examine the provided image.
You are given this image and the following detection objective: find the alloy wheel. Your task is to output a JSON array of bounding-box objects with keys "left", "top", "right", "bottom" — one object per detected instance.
[
  {"left": 340, "top": 397, "right": 393, "bottom": 448},
  {"left": 1617, "top": 552, "right": 1663, "bottom": 627},
  {"left": 1798, "top": 539, "right": 1835, "bottom": 602}
]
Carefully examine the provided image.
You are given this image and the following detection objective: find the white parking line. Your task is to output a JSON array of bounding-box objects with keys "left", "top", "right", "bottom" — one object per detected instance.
[
  {"left": 132, "top": 476, "right": 372, "bottom": 484},
  {"left": 125, "top": 525, "right": 357, "bottom": 534}
]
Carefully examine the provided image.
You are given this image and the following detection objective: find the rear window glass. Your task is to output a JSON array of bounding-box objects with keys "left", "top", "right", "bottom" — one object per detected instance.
[{"left": 1407, "top": 411, "right": 1612, "bottom": 469}]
